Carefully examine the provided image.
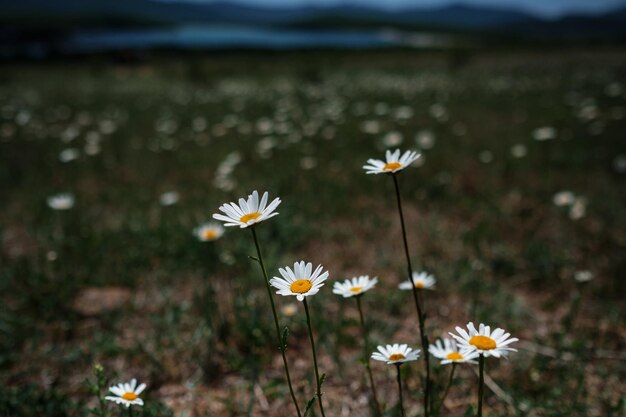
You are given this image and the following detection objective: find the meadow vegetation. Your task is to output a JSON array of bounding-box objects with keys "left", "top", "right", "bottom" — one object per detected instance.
[{"left": 0, "top": 48, "right": 625, "bottom": 416}]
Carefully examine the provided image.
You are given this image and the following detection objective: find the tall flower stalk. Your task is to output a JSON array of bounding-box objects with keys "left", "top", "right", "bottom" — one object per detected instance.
[
  {"left": 213, "top": 191, "right": 302, "bottom": 417},
  {"left": 429, "top": 337, "right": 479, "bottom": 415},
  {"left": 391, "top": 173, "right": 431, "bottom": 416},
  {"left": 363, "top": 149, "right": 431, "bottom": 415},
  {"left": 356, "top": 296, "right": 382, "bottom": 416},
  {"left": 270, "top": 261, "right": 330, "bottom": 417},
  {"left": 477, "top": 355, "right": 485, "bottom": 417},
  {"left": 395, "top": 364, "right": 406, "bottom": 417},
  {"left": 332, "top": 276, "right": 381, "bottom": 416},
  {"left": 251, "top": 228, "right": 302, "bottom": 417},
  {"left": 436, "top": 363, "right": 456, "bottom": 415},
  {"left": 303, "top": 298, "right": 327, "bottom": 417},
  {"left": 371, "top": 343, "right": 420, "bottom": 417}
]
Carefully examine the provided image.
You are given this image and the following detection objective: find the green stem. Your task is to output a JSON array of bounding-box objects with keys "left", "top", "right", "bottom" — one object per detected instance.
[
  {"left": 128, "top": 406, "right": 133, "bottom": 417},
  {"left": 396, "top": 364, "right": 406, "bottom": 417},
  {"left": 356, "top": 296, "right": 383, "bottom": 417},
  {"left": 478, "top": 355, "right": 485, "bottom": 417},
  {"left": 303, "top": 298, "right": 327, "bottom": 417},
  {"left": 98, "top": 394, "right": 107, "bottom": 417},
  {"left": 250, "top": 228, "right": 302, "bottom": 417},
  {"left": 436, "top": 363, "right": 457, "bottom": 415},
  {"left": 391, "top": 173, "right": 431, "bottom": 417}
]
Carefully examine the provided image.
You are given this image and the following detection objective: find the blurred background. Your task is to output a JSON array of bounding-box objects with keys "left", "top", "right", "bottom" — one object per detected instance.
[
  {"left": 2, "top": 0, "right": 626, "bottom": 56},
  {"left": 1, "top": 1, "right": 625, "bottom": 416}
]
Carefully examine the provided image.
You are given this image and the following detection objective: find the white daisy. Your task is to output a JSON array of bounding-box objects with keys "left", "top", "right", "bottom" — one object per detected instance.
[
  {"left": 213, "top": 190, "right": 281, "bottom": 228},
  {"left": 332, "top": 275, "right": 378, "bottom": 298},
  {"left": 270, "top": 261, "right": 329, "bottom": 301},
  {"left": 193, "top": 222, "right": 224, "bottom": 242},
  {"left": 398, "top": 271, "right": 436, "bottom": 290},
  {"left": 371, "top": 343, "right": 420, "bottom": 365},
  {"left": 47, "top": 193, "right": 75, "bottom": 210},
  {"left": 429, "top": 338, "right": 479, "bottom": 365},
  {"left": 449, "top": 322, "right": 518, "bottom": 358},
  {"left": 105, "top": 379, "right": 146, "bottom": 408},
  {"left": 363, "top": 149, "right": 421, "bottom": 174}
]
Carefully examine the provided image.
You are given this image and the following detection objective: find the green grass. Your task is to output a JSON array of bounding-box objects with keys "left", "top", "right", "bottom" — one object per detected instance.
[{"left": 0, "top": 48, "right": 625, "bottom": 416}]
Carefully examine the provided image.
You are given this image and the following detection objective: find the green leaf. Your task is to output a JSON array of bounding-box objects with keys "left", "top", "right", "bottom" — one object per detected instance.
[
  {"left": 318, "top": 373, "right": 326, "bottom": 388},
  {"left": 303, "top": 396, "right": 317, "bottom": 417}
]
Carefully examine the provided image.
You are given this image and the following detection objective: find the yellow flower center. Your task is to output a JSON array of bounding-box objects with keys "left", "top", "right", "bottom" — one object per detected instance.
[
  {"left": 350, "top": 286, "right": 363, "bottom": 293},
  {"left": 414, "top": 282, "right": 425, "bottom": 288},
  {"left": 446, "top": 352, "right": 463, "bottom": 361},
  {"left": 290, "top": 279, "right": 313, "bottom": 294},
  {"left": 469, "top": 335, "right": 497, "bottom": 350},
  {"left": 383, "top": 162, "right": 402, "bottom": 171},
  {"left": 389, "top": 353, "right": 406, "bottom": 361},
  {"left": 122, "top": 392, "right": 138, "bottom": 401},
  {"left": 202, "top": 229, "right": 218, "bottom": 240},
  {"left": 240, "top": 212, "right": 262, "bottom": 223}
]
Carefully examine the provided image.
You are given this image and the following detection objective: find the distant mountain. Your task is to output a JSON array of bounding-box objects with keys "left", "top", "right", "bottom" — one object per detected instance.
[{"left": 1, "top": 0, "right": 626, "bottom": 39}]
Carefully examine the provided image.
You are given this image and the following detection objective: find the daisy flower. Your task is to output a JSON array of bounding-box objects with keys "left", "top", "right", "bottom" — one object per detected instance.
[
  {"left": 270, "top": 261, "right": 328, "bottom": 301},
  {"left": 363, "top": 149, "right": 420, "bottom": 174},
  {"left": 332, "top": 275, "right": 378, "bottom": 298},
  {"left": 193, "top": 222, "right": 224, "bottom": 242},
  {"left": 105, "top": 379, "right": 146, "bottom": 408},
  {"left": 429, "top": 338, "right": 479, "bottom": 365},
  {"left": 47, "top": 193, "right": 75, "bottom": 210},
  {"left": 449, "top": 322, "right": 518, "bottom": 358},
  {"left": 371, "top": 343, "right": 420, "bottom": 365},
  {"left": 213, "top": 190, "right": 280, "bottom": 228},
  {"left": 398, "top": 271, "right": 436, "bottom": 290}
]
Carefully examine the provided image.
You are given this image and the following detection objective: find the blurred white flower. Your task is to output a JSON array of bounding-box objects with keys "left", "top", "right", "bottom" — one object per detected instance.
[
  {"left": 300, "top": 156, "right": 317, "bottom": 170},
  {"left": 415, "top": 130, "right": 435, "bottom": 150},
  {"left": 393, "top": 106, "right": 414, "bottom": 120},
  {"left": 605, "top": 82, "right": 623, "bottom": 97},
  {"left": 510, "top": 144, "right": 527, "bottom": 158},
  {"left": 553, "top": 191, "right": 575, "bottom": 207},
  {"left": 532, "top": 127, "right": 557, "bottom": 141},
  {"left": 613, "top": 154, "right": 626, "bottom": 173},
  {"left": 429, "top": 103, "right": 448, "bottom": 121},
  {"left": 361, "top": 120, "right": 381, "bottom": 134},
  {"left": 193, "top": 223, "right": 224, "bottom": 242},
  {"left": 569, "top": 197, "right": 587, "bottom": 220},
  {"left": 192, "top": 117, "right": 207, "bottom": 132},
  {"left": 59, "top": 148, "right": 80, "bottom": 163},
  {"left": 47, "top": 193, "right": 75, "bottom": 210},
  {"left": 99, "top": 120, "right": 117, "bottom": 135},
  {"left": 281, "top": 303, "right": 298, "bottom": 317},
  {"left": 382, "top": 131, "right": 403, "bottom": 147},
  {"left": 159, "top": 191, "right": 180, "bottom": 207},
  {"left": 398, "top": 271, "right": 435, "bottom": 290},
  {"left": 332, "top": 276, "right": 378, "bottom": 298},
  {"left": 574, "top": 270, "right": 594, "bottom": 283}
]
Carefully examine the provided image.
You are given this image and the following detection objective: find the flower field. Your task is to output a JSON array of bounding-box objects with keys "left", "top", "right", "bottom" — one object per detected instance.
[{"left": 0, "top": 49, "right": 625, "bottom": 417}]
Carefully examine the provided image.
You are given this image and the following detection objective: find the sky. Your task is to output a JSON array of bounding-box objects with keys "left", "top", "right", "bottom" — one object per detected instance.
[{"left": 198, "top": 0, "right": 626, "bottom": 17}]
